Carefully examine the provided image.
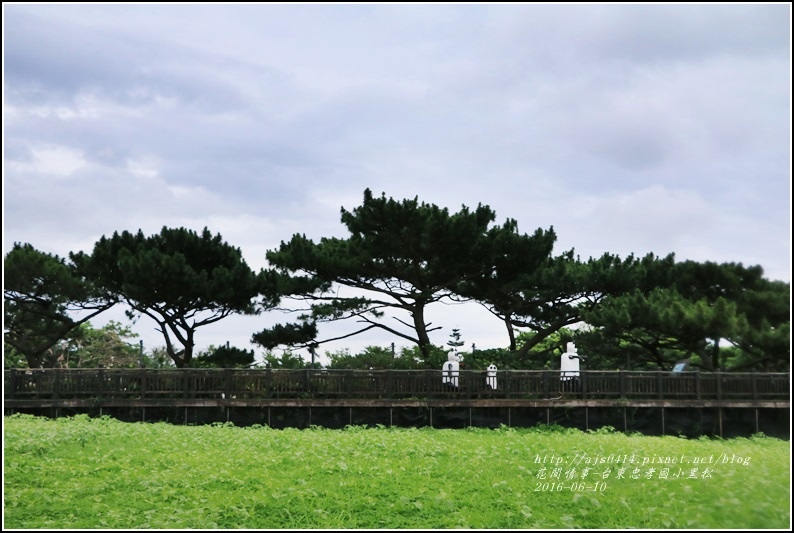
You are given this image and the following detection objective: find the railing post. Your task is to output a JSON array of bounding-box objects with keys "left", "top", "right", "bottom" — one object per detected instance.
[
  {"left": 304, "top": 369, "right": 311, "bottom": 398},
  {"left": 656, "top": 371, "right": 663, "bottom": 400},
  {"left": 32, "top": 370, "right": 40, "bottom": 399},
  {"left": 385, "top": 370, "right": 393, "bottom": 399},
  {"left": 140, "top": 368, "right": 147, "bottom": 399},
  {"left": 619, "top": 370, "right": 625, "bottom": 399},
  {"left": 183, "top": 370, "right": 191, "bottom": 399},
  {"left": 97, "top": 368, "right": 105, "bottom": 400},
  {"left": 716, "top": 369, "right": 722, "bottom": 401},
  {"left": 581, "top": 370, "right": 587, "bottom": 399},
  {"left": 7, "top": 370, "right": 17, "bottom": 400},
  {"left": 224, "top": 368, "right": 233, "bottom": 400},
  {"left": 53, "top": 369, "right": 61, "bottom": 401},
  {"left": 343, "top": 370, "right": 351, "bottom": 398},
  {"left": 695, "top": 372, "right": 701, "bottom": 400},
  {"left": 752, "top": 372, "right": 758, "bottom": 401}
]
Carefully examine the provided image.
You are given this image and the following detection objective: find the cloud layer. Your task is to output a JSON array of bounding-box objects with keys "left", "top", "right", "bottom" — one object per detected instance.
[{"left": 4, "top": 4, "right": 791, "bottom": 359}]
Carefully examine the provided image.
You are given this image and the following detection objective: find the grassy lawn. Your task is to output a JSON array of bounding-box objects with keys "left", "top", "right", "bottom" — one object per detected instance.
[{"left": 3, "top": 414, "right": 790, "bottom": 529}]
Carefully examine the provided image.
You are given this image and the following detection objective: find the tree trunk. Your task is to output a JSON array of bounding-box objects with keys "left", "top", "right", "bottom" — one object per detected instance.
[
  {"left": 412, "top": 304, "right": 432, "bottom": 361},
  {"left": 711, "top": 338, "right": 721, "bottom": 371},
  {"left": 505, "top": 316, "right": 516, "bottom": 352}
]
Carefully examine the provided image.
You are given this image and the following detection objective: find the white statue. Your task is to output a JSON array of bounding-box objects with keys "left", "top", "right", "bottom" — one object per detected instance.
[
  {"left": 443, "top": 352, "right": 461, "bottom": 388},
  {"left": 486, "top": 364, "right": 498, "bottom": 390},
  {"left": 560, "top": 342, "right": 583, "bottom": 381}
]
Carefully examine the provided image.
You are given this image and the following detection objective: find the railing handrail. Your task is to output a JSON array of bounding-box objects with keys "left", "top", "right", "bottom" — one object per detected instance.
[{"left": 4, "top": 368, "right": 790, "bottom": 376}]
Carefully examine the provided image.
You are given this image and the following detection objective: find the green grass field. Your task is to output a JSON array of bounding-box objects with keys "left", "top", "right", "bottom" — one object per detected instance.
[{"left": 3, "top": 414, "right": 790, "bottom": 529}]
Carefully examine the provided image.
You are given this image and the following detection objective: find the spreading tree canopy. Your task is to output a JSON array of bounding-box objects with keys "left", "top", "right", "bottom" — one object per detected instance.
[
  {"left": 727, "top": 277, "right": 790, "bottom": 371},
  {"left": 256, "top": 189, "right": 556, "bottom": 361},
  {"left": 4, "top": 243, "right": 117, "bottom": 368},
  {"left": 578, "top": 288, "right": 736, "bottom": 370},
  {"left": 456, "top": 246, "right": 677, "bottom": 362},
  {"left": 71, "top": 227, "right": 267, "bottom": 367},
  {"left": 671, "top": 261, "right": 790, "bottom": 371},
  {"left": 578, "top": 261, "right": 790, "bottom": 371}
]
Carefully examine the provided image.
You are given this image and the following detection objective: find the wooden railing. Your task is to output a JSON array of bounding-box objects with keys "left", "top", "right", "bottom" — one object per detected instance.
[{"left": 4, "top": 368, "right": 790, "bottom": 402}]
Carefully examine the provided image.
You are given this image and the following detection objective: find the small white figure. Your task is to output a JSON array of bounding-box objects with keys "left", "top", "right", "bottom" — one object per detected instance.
[
  {"left": 560, "top": 342, "right": 583, "bottom": 382},
  {"left": 486, "top": 364, "right": 498, "bottom": 390},
  {"left": 442, "top": 352, "right": 461, "bottom": 388}
]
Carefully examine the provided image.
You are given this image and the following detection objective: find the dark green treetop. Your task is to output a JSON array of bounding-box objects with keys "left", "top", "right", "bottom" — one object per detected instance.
[
  {"left": 578, "top": 261, "right": 789, "bottom": 371},
  {"left": 4, "top": 243, "right": 117, "bottom": 368},
  {"left": 456, "top": 242, "right": 676, "bottom": 362},
  {"left": 258, "top": 189, "right": 555, "bottom": 362},
  {"left": 71, "top": 226, "right": 265, "bottom": 367}
]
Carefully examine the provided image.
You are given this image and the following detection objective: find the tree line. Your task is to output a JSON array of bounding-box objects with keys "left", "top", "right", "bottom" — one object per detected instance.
[{"left": 4, "top": 189, "right": 789, "bottom": 372}]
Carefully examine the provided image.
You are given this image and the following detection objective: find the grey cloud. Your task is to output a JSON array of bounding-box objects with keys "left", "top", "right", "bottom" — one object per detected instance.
[
  {"left": 4, "top": 9, "right": 265, "bottom": 116},
  {"left": 3, "top": 3, "right": 789, "bottom": 355},
  {"left": 481, "top": 4, "right": 789, "bottom": 72}
]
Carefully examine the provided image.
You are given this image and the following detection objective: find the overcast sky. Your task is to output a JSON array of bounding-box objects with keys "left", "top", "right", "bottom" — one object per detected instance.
[{"left": 3, "top": 3, "right": 791, "bottom": 364}]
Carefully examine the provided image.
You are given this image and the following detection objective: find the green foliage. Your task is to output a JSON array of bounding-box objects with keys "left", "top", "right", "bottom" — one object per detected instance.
[
  {"left": 724, "top": 277, "right": 790, "bottom": 371},
  {"left": 4, "top": 320, "right": 144, "bottom": 369},
  {"left": 5, "top": 194, "right": 788, "bottom": 374},
  {"left": 262, "top": 350, "right": 313, "bottom": 369},
  {"left": 579, "top": 261, "right": 790, "bottom": 371},
  {"left": 251, "top": 321, "right": 318, "bottom": 350},
  {"left": 589, "top": 425, "right": 617, "bottom": 435},
  {"left": 527, "top": 423, "right": 576, "bottom": 434},
  {"left": 326, "top": 344, "right": 449, "bottom": 370},
  {"left": 4, "top": 415, "right": 789, "bottom": 529},
  {"left": 141, "top": 347, "right": 177, "bottom": 368},
  {"left": 460, "top": 329, "right": 575, "bottom": 371},
  {"left": 3, "top": 343, "right": 28, "bottom": 369},
  {"left": 518, "top": 328, "right": 575, "bottom": 369},
  {"left": 71, "top": 227, "right": 263, "bottom": 368},
  {"left": 193, "top": 344, "right": 256, "bottom": 368},
  {"left": 260, "top": 189, "right": 555, "bottom": 362},
  {"left": 446, "top": 328, "right": 465, "bottom": 350},
  {"left": 328, "top": 346, "right": 398, "bottom": 370},
  {"left": 50, "top": 321, "right": 142, "bottom": 368},
  {"left": 503, "top": 252, "right": 676, "bottom": 360},
  {"left": 328, "top": 345, "right": 416, "bottom": 370},
  {"left": 401, "top": 344, "right": 449, "bottom": 369},
  {"left": 4, "top": 243, "right": 117, "bottom": 368},
  {"left": 464, "top": 347, "right": 515, "bottom": 370}
]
